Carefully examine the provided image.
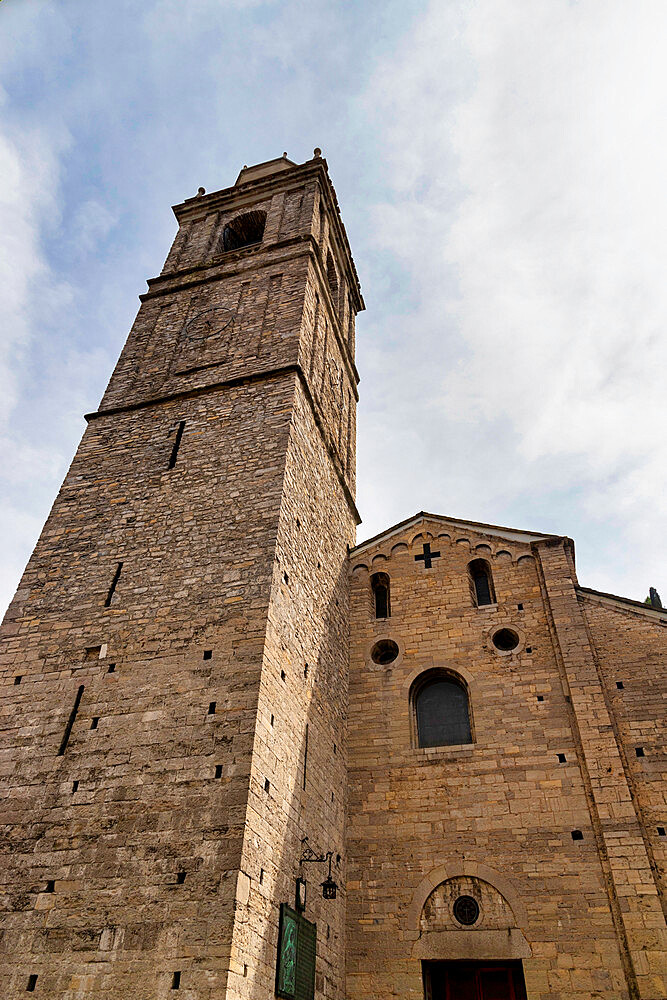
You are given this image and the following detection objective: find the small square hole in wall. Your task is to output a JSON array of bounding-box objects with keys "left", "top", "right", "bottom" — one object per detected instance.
[
  {"left": 45, "top": 879, "right": 55, "bottom": 893},
  {"left": 536, "top": 695, "right": 544, "bottom": 702},
  {"left": 90, "top": 717, "right": 99, "bottom": 730},
  {"left": 264, "top": 778, "right": 270, "bottom": 792},
  {"left": 571, "top": 830, "right": 583, "bottom": 841},
  {"left": 208, "top": 702, "right": 216, "bottom": 715},
  {"left": 280, "top": 670, "right": 286, "bottom": 681},
  {"left": 658, "top": 827, "right": 666, "bottom": 837},
  {"left": 27, "top": 975, "right": 38, "bottom": 992},
  {"left": 558, "top": 753, "right": 567, "bottom": 763},
  {"left": 214, "top": 765, "right": 223, "bottom": 779},
  {"left": 526, "top": 647, "right": 532, "bottom": 654},
  {"left": 616, "top": 680, "right": 624, "bottom": 689},
  {"left": 85, "top": 646, "right": 101, "bottom": 661},
  {"left": 171, "top": 970, "right": 181, "bottom": 990},
  {"left": 203, "top": 650, "right": 212, "bottom": 660},
  {"left": 565, "top": 695, "right": 571, "bottom": 703},
  {"left": 14, "top": 675, "right": 22, "bottom": 685},
  {"left": 107, "top": 663, "right": 116, "bottom": 674},
  {"left": 176, "top": 872, "right": 186, "bottom": 885},
  {"left": 635, "top": 747, "right": 645, "bottom": 757},
  {"left": 517, "top": 603, "right": 523, "bottom": 610},
  {"left": 72, "top": 780, "right": 79, "bottom": 792}
]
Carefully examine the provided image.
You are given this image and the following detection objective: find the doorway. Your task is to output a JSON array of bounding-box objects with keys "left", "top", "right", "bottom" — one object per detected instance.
[{"left": 423, "top": 960, "right": 528, "bottom": 1000}]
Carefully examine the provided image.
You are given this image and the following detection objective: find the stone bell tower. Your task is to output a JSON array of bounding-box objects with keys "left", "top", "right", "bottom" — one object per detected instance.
[{"left": 0, "top": 151, "right": 363, "bottom": 998}]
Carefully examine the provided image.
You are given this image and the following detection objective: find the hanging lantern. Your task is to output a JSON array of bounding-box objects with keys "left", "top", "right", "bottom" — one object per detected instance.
[{"left": 321, "top": 874, "right": 337, "bottom": 900}]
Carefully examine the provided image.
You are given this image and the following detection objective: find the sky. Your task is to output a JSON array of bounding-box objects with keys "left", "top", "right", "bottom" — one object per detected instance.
[{"left": 1, "top": 0, "right": 666, "bottom": 615}]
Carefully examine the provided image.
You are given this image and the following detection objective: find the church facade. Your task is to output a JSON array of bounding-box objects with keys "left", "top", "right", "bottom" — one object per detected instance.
[{"left": 0, "top": 154, "right": 665, "bottom": 1000}]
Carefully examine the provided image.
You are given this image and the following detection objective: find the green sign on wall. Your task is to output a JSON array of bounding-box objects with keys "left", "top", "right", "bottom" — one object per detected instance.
[{"left": 276, "top": 903, "right": 316, "bottom": 1000}]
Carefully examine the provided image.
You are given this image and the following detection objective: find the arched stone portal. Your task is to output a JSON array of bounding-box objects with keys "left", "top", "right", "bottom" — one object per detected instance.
[{"left": 408, "top": 865, "right": 531, "bottom": 963}]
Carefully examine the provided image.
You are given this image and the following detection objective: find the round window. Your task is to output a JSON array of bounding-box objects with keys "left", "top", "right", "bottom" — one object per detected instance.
[
  {"left": 492, "top": 628, "right": 520, "bottom": 652},
  {"left": 370, "top": 639, "right": 399, "bottom": 665},
  {"left": 453, "top": 895, "right": 480, "bottom": 926}
]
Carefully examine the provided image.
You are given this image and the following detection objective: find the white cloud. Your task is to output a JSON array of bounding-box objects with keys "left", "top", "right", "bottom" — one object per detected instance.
[
  {"left": 356, "top": 0, "right": 667, "bottom": 598},
  {"left": 71, "top": 199, "right": 117, "bottom": 256}
]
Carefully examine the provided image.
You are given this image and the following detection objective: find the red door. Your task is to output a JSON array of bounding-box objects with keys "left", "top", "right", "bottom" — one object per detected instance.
[{"left": 424, "top": 961, "right": 526, "bottom": 1000}]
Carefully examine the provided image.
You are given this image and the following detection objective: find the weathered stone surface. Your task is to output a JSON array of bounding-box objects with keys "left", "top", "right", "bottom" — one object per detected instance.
[
  {"left": 1, "top": 153, "right": 665, "bottom": 1000},
  {"left": 346, "top": 516, "right": 666, "bottom": 1000},
  {"left": 1, "top": 154, "right": 361, "bottom": 999}
]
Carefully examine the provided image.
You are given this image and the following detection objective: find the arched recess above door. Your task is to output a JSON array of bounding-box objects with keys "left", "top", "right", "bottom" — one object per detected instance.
[
  {"left": 409, "top": 867, "right": 531, "bottom": 962},
  {"left": 407, "top": 862, "right": 527, "bottom": 931}
]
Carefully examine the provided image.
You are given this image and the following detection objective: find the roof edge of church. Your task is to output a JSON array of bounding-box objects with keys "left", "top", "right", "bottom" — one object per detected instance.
[
  {"left": 577, "top": 585, "right": 667, "bottom": 622},
  {"left": 351, "top": 511, "right": 561, "bottom": 555}
]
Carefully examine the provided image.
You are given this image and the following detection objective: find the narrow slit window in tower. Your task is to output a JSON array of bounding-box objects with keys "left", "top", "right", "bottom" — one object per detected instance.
[
  {"left": 168, "top": 421, "right": 186, "bottom": 469},
  {"left": 58, "top": 685, "right": 85, "bottom": 756},
  {"left": 104, "top": 562, "right": 123, "bottom": 608}
]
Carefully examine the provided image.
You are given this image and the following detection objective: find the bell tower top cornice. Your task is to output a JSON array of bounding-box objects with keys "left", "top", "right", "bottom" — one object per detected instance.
[{"left": 172, "top": 150, "right": 365, "bottom": 310}]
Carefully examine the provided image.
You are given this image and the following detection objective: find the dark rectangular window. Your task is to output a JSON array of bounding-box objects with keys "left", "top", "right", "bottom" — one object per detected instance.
[
  {"left": 168, "top": 421, "right": 186, "bottom": 469},
  {"left": 27, "top": 975, "right": 38, "bottom": 992}
]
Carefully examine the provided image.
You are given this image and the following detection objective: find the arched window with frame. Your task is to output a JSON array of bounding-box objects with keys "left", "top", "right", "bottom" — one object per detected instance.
[
  {"left": 468, "top": 558, "right": 495, "bottom": 607},
  {"left": 370, "top": 572, "right": 391, "bottom": 619},
  {"left": 221, "top": 210, "right": 266, "bottom": 252},
  {"left": 411, "top": 670, "right": 472, "bottom": 748}
]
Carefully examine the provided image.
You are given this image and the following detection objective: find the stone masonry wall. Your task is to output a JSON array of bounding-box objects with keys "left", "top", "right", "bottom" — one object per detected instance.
[
  {"left": 580, "top": 596, "right": 667, "bottom": 911},
  {"left": 345, "top": 518, "right": 665, "bottom": 1000},
  {"left": 227, "top": 376, "right": 356, "bottom": 1000},
  {"left": 0, "top": 376, "right": 295, "bottom": 997},
  {"left": 0, "top": 155, "right": 363, "bottom": 999}
]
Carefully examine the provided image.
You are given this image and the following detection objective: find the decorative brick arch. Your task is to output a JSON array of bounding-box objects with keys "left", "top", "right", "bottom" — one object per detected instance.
[{"left": 406, "top": 862, "right": 528, "bottom": 931}]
